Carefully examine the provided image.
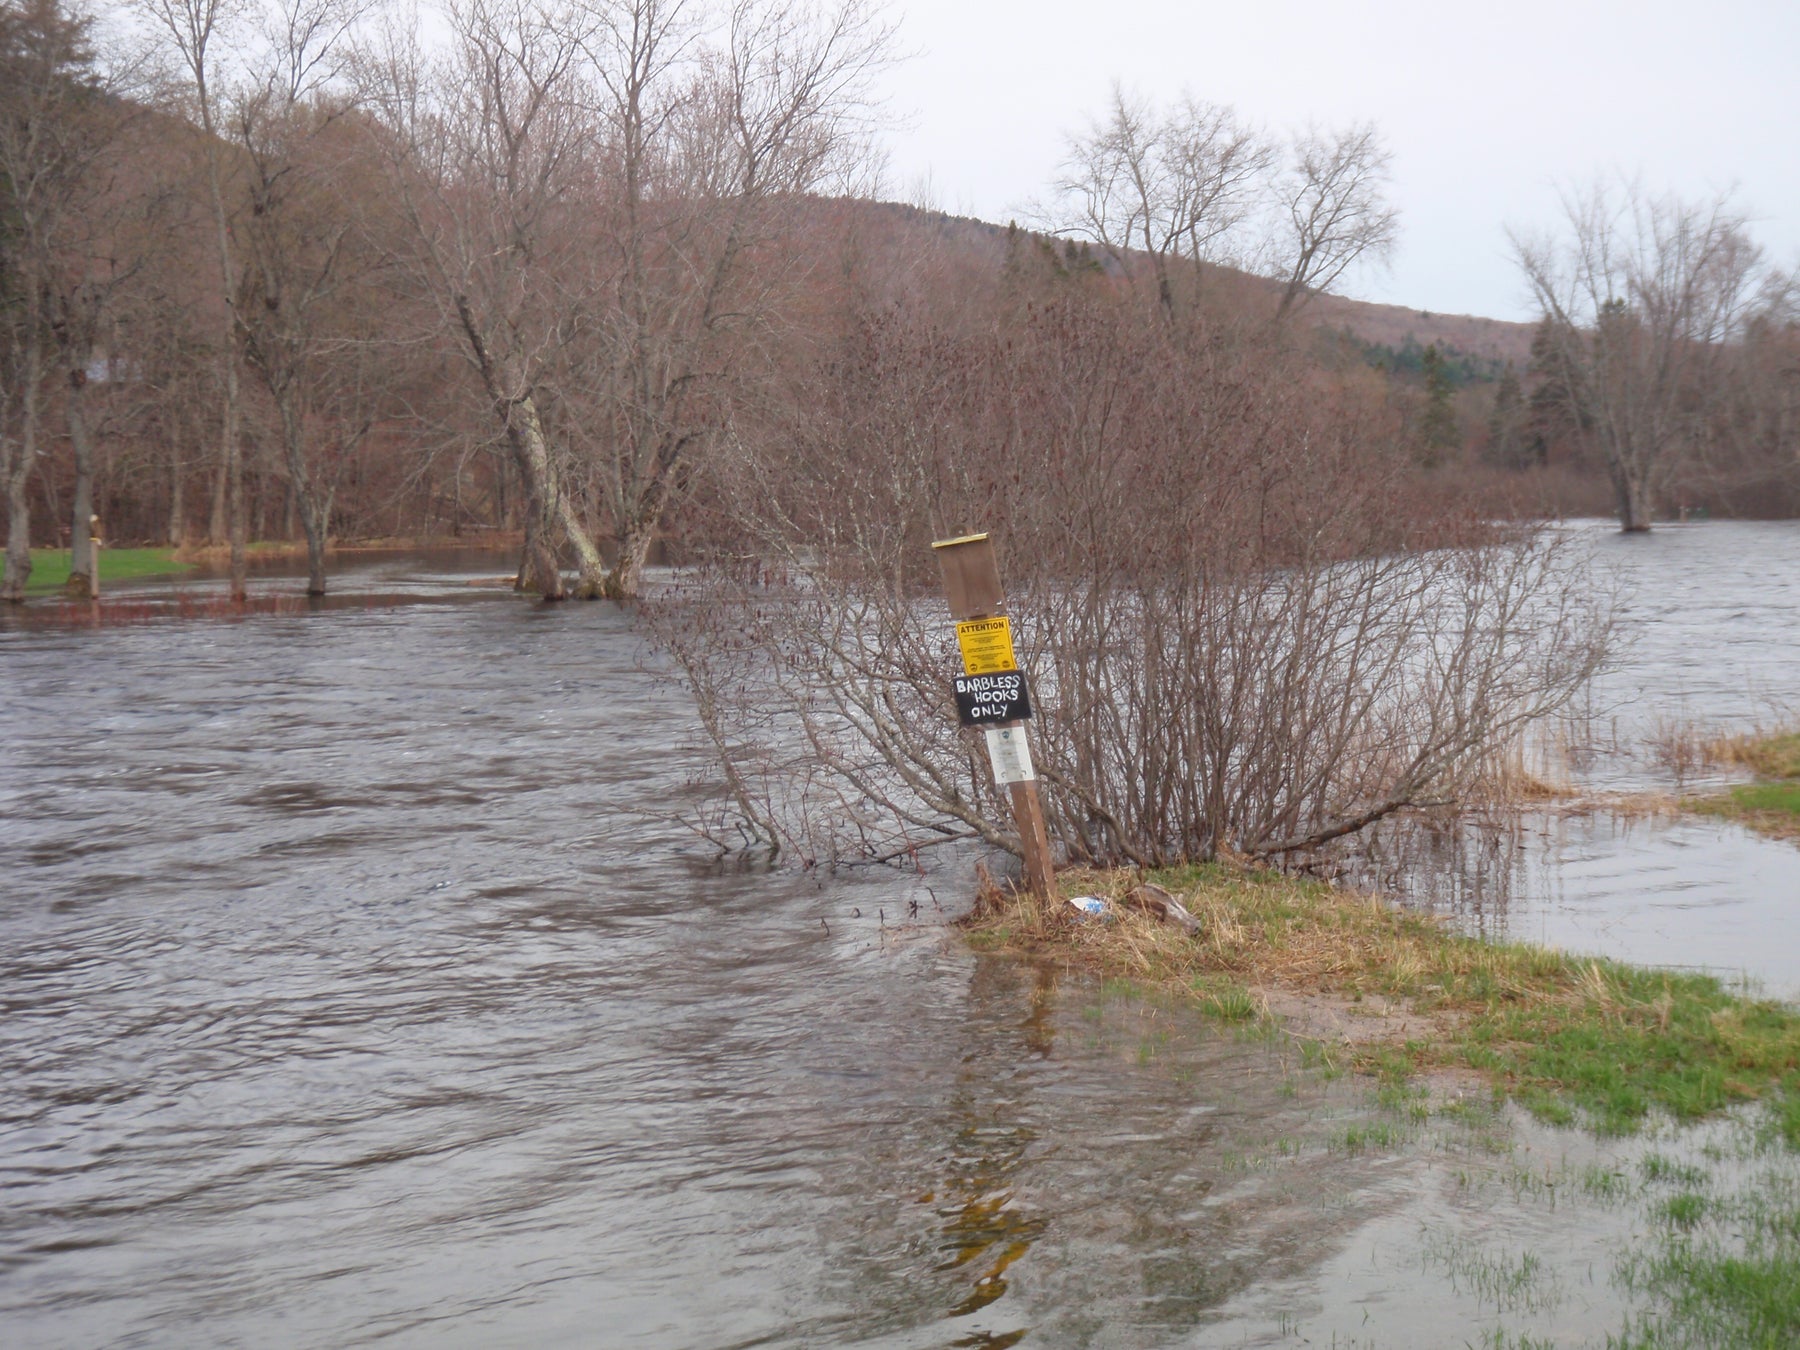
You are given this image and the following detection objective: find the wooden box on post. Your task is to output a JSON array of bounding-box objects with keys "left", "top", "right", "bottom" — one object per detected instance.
[{"left": 932, "top": 533, "right": 1005, "bottom": 622}]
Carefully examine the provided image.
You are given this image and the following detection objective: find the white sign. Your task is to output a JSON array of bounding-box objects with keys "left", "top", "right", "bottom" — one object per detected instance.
[{"left": 984, "top": 725, "right": 1036, "bottom": 785}]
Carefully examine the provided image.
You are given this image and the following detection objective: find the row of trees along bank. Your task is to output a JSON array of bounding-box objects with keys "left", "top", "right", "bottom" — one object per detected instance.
[
  {"left": 3, "top": 1, "right": 1797, "bottom": 609},
  {"left": 0, "top": 0, "right": 897, "bottom": 600}
]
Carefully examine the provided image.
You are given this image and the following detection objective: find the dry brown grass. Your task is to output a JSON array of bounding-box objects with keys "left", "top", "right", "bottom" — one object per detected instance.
[
  {"left": 1645, "top": 714, "right": 1725, "bottom": 784},
  {"left": 1466, "top": 737, "right": 1579, "bottom": 805},
  {"left": 1710, "top": 727, "right": 1800, "bottom": 781},
  {"left": 1638, "top": 714, "right": 1800, "bottom": 786}
]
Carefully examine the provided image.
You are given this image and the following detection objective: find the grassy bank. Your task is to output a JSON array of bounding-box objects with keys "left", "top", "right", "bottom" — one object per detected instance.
[
  {"left": 169, "top": 533, "right": 520, "bottom": 562},
  {"left": 1688, "top": 728, "right": 1800, "bottom": 841},
  {"left": 24, "top": 547, "right": 194, "bottom": 593},
  {"left": 962, "top": 864, "right": 1800, "bottom": 1135}
]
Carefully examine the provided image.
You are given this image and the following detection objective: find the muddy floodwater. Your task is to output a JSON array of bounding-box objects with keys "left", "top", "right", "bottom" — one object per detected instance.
[{"left": 3, "top": 525, "right": 1799, "bottom": 1347}]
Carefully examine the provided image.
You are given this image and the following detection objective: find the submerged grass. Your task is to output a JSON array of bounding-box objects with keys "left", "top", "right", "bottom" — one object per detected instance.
[
  {"left": 1614, "top": 1148, "right": 1800, "bottom": 1348},
  {"left": 960, "top": 864, "right": 1800, "bottom": 1135}
]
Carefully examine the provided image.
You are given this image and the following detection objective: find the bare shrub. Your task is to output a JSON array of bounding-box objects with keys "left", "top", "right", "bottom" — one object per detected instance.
[
  {"left": 651, "top": 298, "right": 1611, "bottom": 870},
  {"left": 1642, "top": 714, "right": 1720, "bottom": 787}
]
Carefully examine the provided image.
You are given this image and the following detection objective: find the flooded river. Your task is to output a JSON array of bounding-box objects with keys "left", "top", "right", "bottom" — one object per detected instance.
[
  {"left": 2, "top": 525, "right": 1798, "bottom": 1346},
  {"left": 1366, "top": 520, "right": 1800, "bottom": 998}
]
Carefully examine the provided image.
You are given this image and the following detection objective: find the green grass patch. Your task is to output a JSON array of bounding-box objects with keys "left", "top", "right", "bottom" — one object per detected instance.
[
  {"left": 1656, "top": 1191, "right": 1709, "bottom": 1229},
  {"left": 1689, "top": 781, "right": 1800, "bottom": 842},
  {"left": 1641, "top": 1153, "right": 1710, "bottom": 1188},
  {"left": 1333, "top": 1120, "right": 1403, "bottom": 1154},
  {"left": 1424, "top": 1235, "right": 1562, "bottom": 1316},
  {"left": 1687, "top": 728, "right": 1800, "bottom": 841},
  {"left": 23, "top": 547, "right": 193, "bottom": 593},
  {"left": 959, "top": 864, "right": 1800, "bottom": 1135},
  {"left": 1724, "top": 783, "right": 1800, "bottom": 814},
  {"left": 1189, "top": 973, "right": 1260, "bottom": 1022}
]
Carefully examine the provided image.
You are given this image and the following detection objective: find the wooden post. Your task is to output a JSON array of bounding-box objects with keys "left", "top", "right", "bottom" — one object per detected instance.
[
  {"left": 931, "top": 532, "right": 1056, "bottom": 903},
  {"left": 88, "top": 516, "right": 101, "bottom": 600}
]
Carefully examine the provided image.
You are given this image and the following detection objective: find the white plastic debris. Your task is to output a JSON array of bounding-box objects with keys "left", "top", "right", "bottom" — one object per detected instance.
[{"left": 1066, "top": 895, "right": 1113, "bottom": 922}]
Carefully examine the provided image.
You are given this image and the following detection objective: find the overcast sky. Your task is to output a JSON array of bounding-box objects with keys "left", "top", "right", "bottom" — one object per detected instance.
[{"left": 875, "top": 0, "right": 1800, "bottom": 323}]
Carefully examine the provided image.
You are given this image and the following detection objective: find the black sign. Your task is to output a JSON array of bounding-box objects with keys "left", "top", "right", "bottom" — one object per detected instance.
[{"left": 954, "top": 670, "right": 1033, "bottom": 726}]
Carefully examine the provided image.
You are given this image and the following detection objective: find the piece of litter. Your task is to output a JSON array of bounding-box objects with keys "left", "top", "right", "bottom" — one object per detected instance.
[{"left": 1067, "top": 895, "right": 1113, "bottom": 922}]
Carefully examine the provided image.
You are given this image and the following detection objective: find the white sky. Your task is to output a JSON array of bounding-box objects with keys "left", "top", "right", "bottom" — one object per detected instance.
[{"left": 876, "top": 0, "right": 1800, "bottom": 323}]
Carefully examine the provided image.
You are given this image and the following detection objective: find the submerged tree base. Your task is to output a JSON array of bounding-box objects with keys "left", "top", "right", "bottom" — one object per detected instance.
[{"left": 959, "top": 863, "right": 1800, "bottom": 1136}]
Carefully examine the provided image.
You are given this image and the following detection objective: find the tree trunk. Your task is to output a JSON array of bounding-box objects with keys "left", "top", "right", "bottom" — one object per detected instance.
[
  {"left": 516, "top": 504, "right": 561, "bottom": 598},
  {"left": 558, "top": 492, "right": 606, "bottom": 598},
  {"left": 602, "top": 516, "right": 659, "bottom": 601},
  {"left": 3, "top": 479, "right": 29, "bottom": 603},
  {"left": 505, "top": 392, "right": 565, "bottom": 600},
  {"left": 509, "top": 382, "right": 602, "bottom": 595},
  {"left": 228, "top": 415, "right": 246, "bottom": 600},
  {"left": 452, "top": 306, "right": 566, "bottom": 601},
  {"left": 302, "top": 510, "right": 328, "bottom": 596},
  {"left": 2, "top": 329, "right": 43, "bottom": 603},
  {"left": 168, "top": 434, "right": 186, "bottom": 548},
  {"left": 65, "top": 371, "right": 96, "bottom": 597},
  {"left": 208, "top": 437, "right": 228, "bottom": 544},
  {"left": 196, "top": 88, "right": 246, "bottom": 600},
  {"left": 1610, "top": 456, "right": 1654, "bottom": 533},
  {"left": 276, "top": 396, "right": 330, "bottom": 596},
  {"left": 493, "top": 394, "right": 561, "bottom": 601}
]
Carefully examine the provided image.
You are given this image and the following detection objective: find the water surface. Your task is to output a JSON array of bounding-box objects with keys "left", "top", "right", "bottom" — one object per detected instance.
[{"left": 4, "top": 525, "right": 1800, "bottom": 1346}]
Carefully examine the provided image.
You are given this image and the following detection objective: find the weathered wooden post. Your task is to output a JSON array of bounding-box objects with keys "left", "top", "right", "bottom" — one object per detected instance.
[
  {"left": 931, "top": 532, "right": 1056, "bottom": 902},
  {"left": 88, "top": 516, "right": 101, "bottom": 600}
]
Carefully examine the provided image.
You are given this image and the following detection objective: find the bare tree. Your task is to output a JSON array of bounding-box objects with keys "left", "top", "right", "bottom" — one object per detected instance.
[
  {"left": 49, "top": 73, "right": 156, "bottom": 596},
  {"left": 233, "top": 0, "right": 375, "bottom": 594},
  {"left": 1049, "top": 84, "right": 1270, "bottom": 317},
  {"left": 140, "top": 0, "right": 258, "bottom": 599},
  {"left": 1267, "top": 122, "right": 1397, "bottom": 322},
  {"left": 1513, "top": 181, "right": 1776, "bottom": 531},
  {"left": 1715, "top": 297, "right": 1800, "bottom": 491},
  {"left": 568, "top": 0, "right": 896, "bottom": 599},
  {"left": 364, "top": 0, "right": 608, "bottom": 598},
  {"left": 0, "top": 0, "right": 127, "bottom": 600}
]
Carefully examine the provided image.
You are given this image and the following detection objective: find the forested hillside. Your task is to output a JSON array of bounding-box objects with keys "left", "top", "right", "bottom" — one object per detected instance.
[{"left": 2, "top": 0, "right": 1795, "bottom": 602}]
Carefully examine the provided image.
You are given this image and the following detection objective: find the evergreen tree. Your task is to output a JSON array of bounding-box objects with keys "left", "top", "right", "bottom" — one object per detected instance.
[
  {"left": 1483, "top": 363, "right": 1534, "bottom": 469},
  {"left": 1418, "top": 343, "right": 1459, "bottom": 465},
  {"left": 1526, "top": 316, "right": 1587, "bottom": 463}
]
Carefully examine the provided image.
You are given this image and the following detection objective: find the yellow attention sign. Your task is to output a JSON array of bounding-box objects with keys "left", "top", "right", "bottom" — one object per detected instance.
[{"left": 956, "top": 617, "right": 1018, "bottom": 675}]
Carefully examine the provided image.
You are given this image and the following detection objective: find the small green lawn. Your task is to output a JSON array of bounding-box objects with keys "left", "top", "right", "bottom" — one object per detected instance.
[{"left": 21, "top": 547, "right": 194, "bottom": 593}]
